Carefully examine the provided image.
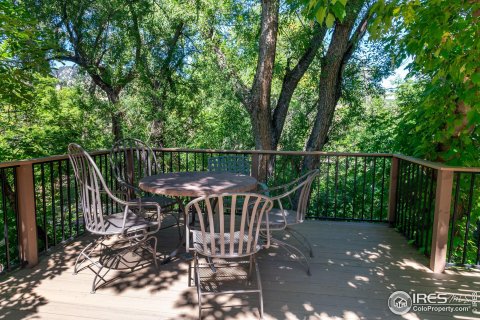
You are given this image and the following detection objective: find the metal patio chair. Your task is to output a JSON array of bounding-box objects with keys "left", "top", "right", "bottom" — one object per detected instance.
[
  {"left": 109, "top": 138, "right": 180, "bottom": 234},
  {"left": 260, "top": 169, "right": 319, "bottom": 275},
  {"left": 207, "top": 155, "right": 251, "bottom": 175},
  {"left": 208, "top": 155, "right": 268, "bottom": 202},
  {"left": 68, "top": 143, "right": 161, "bottom": 293},
  {"left": 185, "top": 193, "right": 273, "bottom": 319}
]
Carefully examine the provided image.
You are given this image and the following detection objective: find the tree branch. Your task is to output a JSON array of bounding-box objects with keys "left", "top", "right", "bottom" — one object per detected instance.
[
  {"left": 344, "top": 5, "right": 373, "bottom": 63},
  {"left": 272, "top": 23, "right": 327, "bottom": 145},
  {"left": 209, "top": 28, "right": 251, "bottom": 109}
]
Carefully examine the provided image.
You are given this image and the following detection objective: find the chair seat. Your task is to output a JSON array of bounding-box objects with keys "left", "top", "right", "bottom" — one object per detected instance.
[
  {"left": 192, "top": 230, "right": 262, "bottom": 257},
  {"left": 262, "top": 208, "right": 300, "bottom": 230},
  {"left": 130, "top": 195, "right": 176, "bottom": 208},
  {"left": 99, "top": 212, "right": 158, "bottom": 235}
]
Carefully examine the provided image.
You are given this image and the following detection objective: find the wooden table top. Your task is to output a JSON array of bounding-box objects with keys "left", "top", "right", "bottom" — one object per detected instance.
[{"left": 138, "top": 171, "right": 258, "bottom": 197}]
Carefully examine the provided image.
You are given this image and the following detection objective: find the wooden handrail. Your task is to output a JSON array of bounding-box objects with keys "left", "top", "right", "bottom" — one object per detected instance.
[
  {"left": 1, "top": 148, "right": 480, "bottom": 172},
  {"left": 394, "top": 154, "right": 480, "bottom": 173},
  {"left": 0, "top": 150, "right": 111, "bottom": 169}
]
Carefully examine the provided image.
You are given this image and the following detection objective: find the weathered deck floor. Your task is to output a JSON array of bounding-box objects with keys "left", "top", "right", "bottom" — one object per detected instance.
[{"left": 2, "top": 221, "right": 480, "bottom": 320}]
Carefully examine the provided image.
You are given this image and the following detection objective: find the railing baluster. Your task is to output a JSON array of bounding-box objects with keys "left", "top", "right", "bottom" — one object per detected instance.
[
  {"left": 461, "top": 174, "right": 475, "bottom": 264},
  {"left": 325, "top": 156, "right": 330, "bottom": 217},
  {"left": 415, "top": 165, "right": 424, "bottom": 246},
  {"left": 334, "top": 156, "right": 339, "bottom": 220},
  {"left": 66, "top": 161, "right": 72, "bottom": 239},
  {"left": 353, "top": 157, "right": 358, "bottom": 220},
  {"left": 58, "top": 161, "right": 65, "bottom": 242},
  {"left": 1, "top": 169, "right": 10, "bottom": 270},
  {"left": 50, "top": 162, "right": 56, "bottom": 247},
  {"left": 394, "top": 159, "right": 403, "bottom": 227},
  {"left": 361, "top": 157, "right": 367, "bottom": 221},
  {"left": 370, "top": 157, "right": 376, "bottom": 221},
  {"left": 380, "top": 157, "right": 386, "bottom": 221},
  {"left": 41, "top": 164, "right": 48, "bottom": 250},
  {"left": 343, "top": 157, "right": 348, "bottom": 219}
]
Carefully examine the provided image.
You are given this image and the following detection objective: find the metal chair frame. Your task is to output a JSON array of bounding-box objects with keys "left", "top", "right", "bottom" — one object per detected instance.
[
  {"left": 185, "top": 193, "right": 273, "bottom": 319},
  {"left": 260, "top": 169, "right": 319, "bottom": 275},
  {"left": 109, "top": 138, "right": 180, "bottom": 235},
  {"left": 68, "top": 143, "right": 162, "bottom": 293},
  {"left": 207, "top": 155, "right": 251, "bottom": 175}
]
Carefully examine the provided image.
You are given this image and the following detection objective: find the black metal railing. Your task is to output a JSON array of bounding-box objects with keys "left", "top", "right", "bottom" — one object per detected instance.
[
  {"left": 0, "top": 166, "right": 19, "bottom": 273},
  {"left": 32, "top": 152, "right": 115, "bottom": 253},
  {"left": 4, "top": 148, "right": 480, "bottom": 274},
  {"left": 151, "top": 149, "right": 391, "bottom": 221},
  {"left": 393, "top": 159, "right": 437, "bottom": 256},
  {"left": 447, "top": 172, "right": 480, "bottom": 267}
]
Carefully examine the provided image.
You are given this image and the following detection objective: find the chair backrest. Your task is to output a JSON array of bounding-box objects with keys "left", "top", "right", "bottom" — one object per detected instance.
[
  {"left": 186, "top": 193, "right": 273, "bottom": 258},
  {"left": 68, "top": 143, "right": 113, "bottom": 234},
  {"left": 207, "top": 155, "right": 251, "bottom": 175},
  {"left": 109, "top": 138, "right": 158, "bottom": 197},
  {"left": 271, "top": 170, "right": 319, "bottom": 223}
]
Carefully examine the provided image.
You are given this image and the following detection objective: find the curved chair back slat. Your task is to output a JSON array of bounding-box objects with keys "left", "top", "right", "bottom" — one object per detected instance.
[
  {"left": 296, "top": 170, "right": 318, "bottom": 222},
  {"left": 207, "top": 156, "right": 251, "bottom": 175},
  {"left": 186, "top": 193, "right": 273, "bottom": 258},
  {"left": 269, "top": 169, "right": 319, "bottom": 224},
  {"left": 109, "top": 138, "right": 158, "bottom": 198},
  {"left": 68, "top": 143, "right": 112, "bottom": 234}
]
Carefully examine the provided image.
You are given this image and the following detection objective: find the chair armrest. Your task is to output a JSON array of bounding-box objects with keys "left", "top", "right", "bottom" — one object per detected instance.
[
  {"left": 123, "top": 201, "right": 162, "bottom": 234},
  {"left": 99, "top": 189, "right": 128, "bottom": 196}
]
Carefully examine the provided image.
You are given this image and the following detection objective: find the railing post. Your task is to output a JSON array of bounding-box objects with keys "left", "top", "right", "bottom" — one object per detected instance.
[
  {"left": 430, "top": 169, "right": 454, "bottom": 273},
  {"left": 387, "top": 156, "right": 399, "bottom": 226},
  {"left": 251, "top": 154, "right": 260, "bottom": 181},
  {"left": 16, "top": 164, "right": 38, "bottom": 267}
]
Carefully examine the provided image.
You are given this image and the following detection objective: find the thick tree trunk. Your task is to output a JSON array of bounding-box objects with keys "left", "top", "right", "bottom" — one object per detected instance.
[
  {"left": 272, "top": 25, "right": 327, "bottom": 147},
  {"left": 248, "top": 0, "right": 279, "bottom": 181},
  {"left": 303, "top": 1, "right": 370, "bottom": 170},
  {"left": 249, "top": 0, "right": 279, "bottom": 151},
  {"left": 303, "top": 23, "right": 354, "bottom": 170}
]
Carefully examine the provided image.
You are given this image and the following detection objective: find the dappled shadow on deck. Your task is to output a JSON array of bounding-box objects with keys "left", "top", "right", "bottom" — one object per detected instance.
[{"left": 2, "top": 221, "right": 480, "bottom": 320}]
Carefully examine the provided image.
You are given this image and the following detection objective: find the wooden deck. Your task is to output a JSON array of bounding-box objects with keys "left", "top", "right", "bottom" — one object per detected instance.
[{"left": 2, "top": 221, "right": 480, "bottom": 320}]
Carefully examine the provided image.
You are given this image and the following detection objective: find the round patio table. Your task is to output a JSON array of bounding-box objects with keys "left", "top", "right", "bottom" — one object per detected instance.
[
  {"left": 139, "top": 171, "right": 258, "bottom": 198},
  {"left": 138, "top": 171, "right": 258, "bottom": 262}
]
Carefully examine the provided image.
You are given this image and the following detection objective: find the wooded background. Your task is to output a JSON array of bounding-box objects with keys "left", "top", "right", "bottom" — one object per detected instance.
[{"left": 1, "top": 0, "right": 479, "bottom": 167}]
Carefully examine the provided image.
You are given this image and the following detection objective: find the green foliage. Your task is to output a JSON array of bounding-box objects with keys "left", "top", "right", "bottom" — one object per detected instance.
[
  {"left": 0, "top": 0, "right": 55, "bottom": 108},
  {"left": 371, "top": 0, "right": 480, "bottom": 165},
  {"left": 293, "top": 0, "right": 348, "bottom": 27},
  {"left": 0, "top": 74, "right": 111, "bottom": 162}
]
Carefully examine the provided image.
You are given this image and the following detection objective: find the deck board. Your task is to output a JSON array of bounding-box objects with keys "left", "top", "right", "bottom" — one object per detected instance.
[{"left": 1, "top": 221, "right": 480, "bottom": 320}]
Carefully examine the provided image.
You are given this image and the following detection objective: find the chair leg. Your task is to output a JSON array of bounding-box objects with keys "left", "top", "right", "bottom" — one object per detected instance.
[
  {"left": 146, "top": 235, "right": 158, "bottom": 270},
  {"left": 248, "top": 255, "right": 254, "bottom": 281},
  {"left": 286, "top": 226, "right": 314, "bottom": 258},
  {"left": 73, "top": 236, "right": 105, "bottom": 275},
  {"left": 194, "top": 253, "right": 203, "bottom": 319},
  {"left": 254, "top": 256, "right": 264, "bottom": 319},
  {"left": 272, "top": 237, "right": 311, "bottom": 276},
  {"left": 89, "top": 235, "right": 158, "bottom": 293}
]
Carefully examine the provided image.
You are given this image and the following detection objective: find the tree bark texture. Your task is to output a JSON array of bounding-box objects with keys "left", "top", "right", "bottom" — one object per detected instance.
[{"left": 304, "top": 0, "right": 371, "bottom": 170}]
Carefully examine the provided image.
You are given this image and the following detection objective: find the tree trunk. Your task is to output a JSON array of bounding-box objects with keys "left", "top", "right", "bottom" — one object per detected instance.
[
  {"left": 107, "top": 92, "right": 123, "bottom": 142},
  {"left": 303, "top": 1, "right": 370, "bottom": 170},
  {"left": 249, "top": 0, "right": 279, "bottom": 151},
  {"left": 149, "top": 95, "right": 166, "bottom": 147},
  {"left": 248, "top": 0, "right": 279, "bottom": 181}
]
